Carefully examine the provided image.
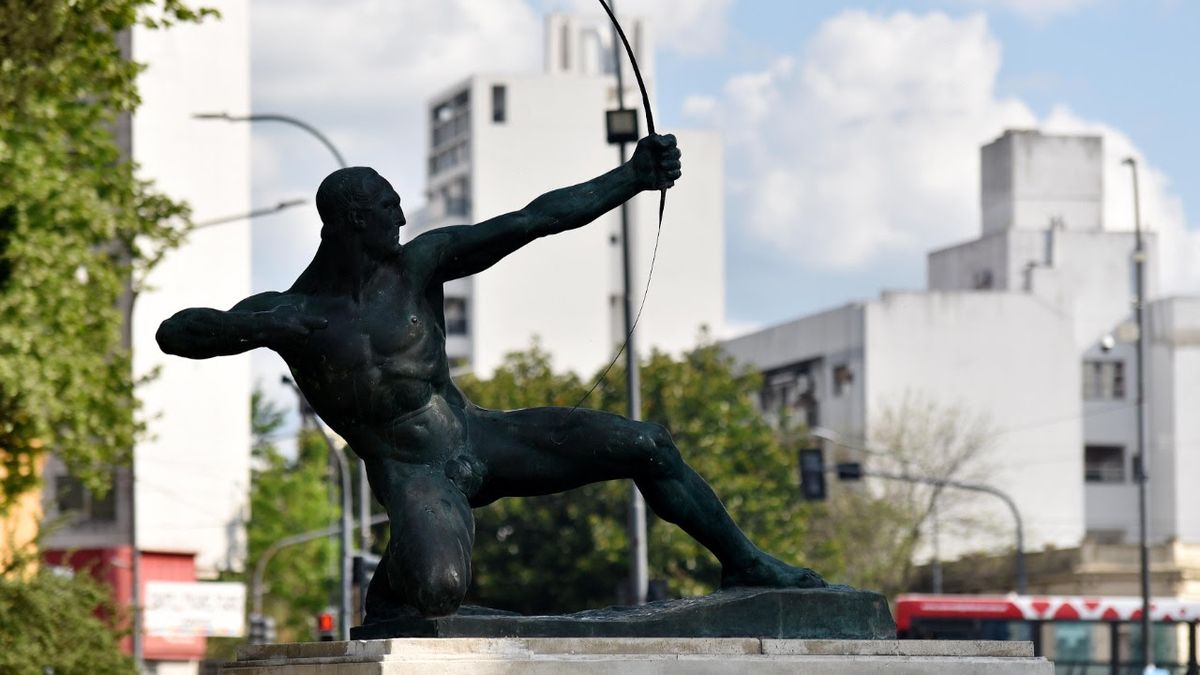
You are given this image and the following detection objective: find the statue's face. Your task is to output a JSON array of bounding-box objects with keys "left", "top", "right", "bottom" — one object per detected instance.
[{"left": 356, "top": 177, "right": 406, "bottom": 253}]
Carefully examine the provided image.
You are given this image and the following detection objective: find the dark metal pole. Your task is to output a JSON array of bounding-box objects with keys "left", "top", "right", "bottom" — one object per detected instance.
[
  {"left": 283, "top": 377, "right": 353, "bottom": 640},
  {"left": 1123, "top": 156, "right": 1153, "bottom": 672},
  {"left": 809, "top": 428, "right": 1027, "bottom": 594},
  {"left": 608, "top": 0, "right": 647, "bottom": 606},
  {"left": 191, "top": 198, "right": 306, "bottom": 229},
  {"left": 863, "top": 469, "right": 1026, "bottom": 594}
]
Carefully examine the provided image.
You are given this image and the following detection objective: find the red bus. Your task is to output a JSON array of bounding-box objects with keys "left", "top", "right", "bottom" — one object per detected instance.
[{"left": 896, "top": 594, "right": 1200, "bottom": 674}]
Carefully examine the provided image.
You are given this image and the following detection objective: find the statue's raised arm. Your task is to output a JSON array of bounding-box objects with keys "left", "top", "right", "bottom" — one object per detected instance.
[{"left": 411, "top": 134, "right": 680, "bottom": 283}]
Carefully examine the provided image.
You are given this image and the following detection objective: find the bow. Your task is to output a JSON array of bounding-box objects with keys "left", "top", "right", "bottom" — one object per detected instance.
[{"left": 564, "top": 0, "right": 667, "bottom": 419}]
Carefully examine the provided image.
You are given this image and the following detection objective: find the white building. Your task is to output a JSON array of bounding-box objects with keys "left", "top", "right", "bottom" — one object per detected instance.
[
  {"left": 724, "top": 130, "right": 1200, "bottom": 569},
  {"left": 409, "top": 14, "right": 725, "bottom": 378},
  {"left": 42, "top": 3, "right": 251, "bottom": 671}
]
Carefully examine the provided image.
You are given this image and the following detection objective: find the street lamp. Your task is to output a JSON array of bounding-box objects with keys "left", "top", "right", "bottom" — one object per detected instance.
[
  {"left": 193, "top": 112, "right": 348, "bottom": 168},
  {"left": 602, "top": 0, "right": 648, "bottom": 607},
  {"left": 192, "top": 198, "right": 306, "bottom": 229},
  {"left": 195, "top": 110, "right": 371, "bottom": 553},
  {"left": 1123, "top": 156, "right": 1154, "bottom": 673},
  {"left": 809, "top": 427, "right": 1027, "bottom": 594},
  {"left": 281, "top": 376, "right": 353, "bottom": 641}
]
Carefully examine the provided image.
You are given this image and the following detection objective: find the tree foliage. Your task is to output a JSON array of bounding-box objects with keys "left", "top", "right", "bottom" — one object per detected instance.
[
  {"left": 0, "top": 550, "right": 135, "bottom": 675},
  {"left": 806, "top": 393, "right": 995, "bottom": 597},
  {"left": 458, "top": 340, "right": 835, "bottom": 613},
  {"left": 245, "top": 391, "right": 339, "bottom": 643},
  {"left": 0, "top": 1, "right": 215, "bottom": 512}
]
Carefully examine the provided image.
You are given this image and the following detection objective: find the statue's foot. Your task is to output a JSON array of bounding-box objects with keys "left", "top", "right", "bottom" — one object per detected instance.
[{"left": 720, "top": 553, "right": 828, "bottom": 590}]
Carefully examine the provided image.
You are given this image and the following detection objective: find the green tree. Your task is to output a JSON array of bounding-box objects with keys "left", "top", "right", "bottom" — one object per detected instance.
[
  {"left": 0, "top": 1, "right": 214, "bottom": 511},
  {"left": 245, "top": 391, "right": 339, "bottom": 642},
  {"left": 0, "top": 541, "right": 135, "bottom": 674},
  {"left": 458, "top": 340, "right": 834, "bottom": 613}
]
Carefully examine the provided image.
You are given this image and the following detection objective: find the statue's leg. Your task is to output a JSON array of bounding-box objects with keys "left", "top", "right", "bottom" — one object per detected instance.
[
  {"left": 367, "top": 468, "right": 475, "bottom": 619},
  {"left": 466, "top": 407, "right": 825, "bottom": 589}
]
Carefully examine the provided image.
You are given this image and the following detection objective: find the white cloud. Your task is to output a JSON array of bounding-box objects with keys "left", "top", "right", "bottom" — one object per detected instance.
[
  {"left": 966, "top": 0, "right": 1099, "bottom": 22},
  {"left": 705, "top": 11, "right": 1036, "bottom": 269},
  {"left": 563, "top": 0, "right": 734, "bottom": 57},
  {"left": 695, "top": 10, "right": 1196, "bottom": 293}
]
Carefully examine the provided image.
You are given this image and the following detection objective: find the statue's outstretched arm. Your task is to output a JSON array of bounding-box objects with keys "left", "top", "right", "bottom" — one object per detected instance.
[
  {"left": 156, "top": 292, "right": 326, "bottom": 359},
  {"left": 414, "top": 135, "right": 680, "bottom": 282}
]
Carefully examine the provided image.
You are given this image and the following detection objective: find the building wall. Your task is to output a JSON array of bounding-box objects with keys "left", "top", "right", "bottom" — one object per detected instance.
[
  {"left": 422, "top": 18, "right": 724, "bottom": 379},
  {"left": 1150, "top": 297, "right": 1200, "bottom": 544},
  {"left": 981, "top": 130, "right": 1103, "bottom": 235},
  {"left": 720, "top": 303, "right": 867, "bottom": 439},
  {"left": 128, "top": 1, "right": 252, "bottom": 577},
  {"left": 863, "top": 291, "right": 1084, "bottom": 556}
]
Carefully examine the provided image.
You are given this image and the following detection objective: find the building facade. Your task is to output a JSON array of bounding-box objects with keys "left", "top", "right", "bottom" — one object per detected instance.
[
  {"left": 40, "top": 4, "right": 252, "bottom": 672},
  {"left": 409, "top": 14, "right": 725, "bottom": 378},
  {"left": 724, "top": 130, "right": 1200, "bottom": 571}
]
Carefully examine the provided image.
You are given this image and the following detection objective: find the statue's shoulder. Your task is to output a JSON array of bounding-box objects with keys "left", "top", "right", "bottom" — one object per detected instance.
[{"left": 232, "top": 290, "right": 334, "bottom": 316}]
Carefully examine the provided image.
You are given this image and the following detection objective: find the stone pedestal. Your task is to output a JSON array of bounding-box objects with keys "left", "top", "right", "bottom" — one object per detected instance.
[
  {"left": 223, "top": 638, "right": 1054, "bottom": 674},
  {"left": 351, "top": 587, "right": 894, "bottom": 640}
]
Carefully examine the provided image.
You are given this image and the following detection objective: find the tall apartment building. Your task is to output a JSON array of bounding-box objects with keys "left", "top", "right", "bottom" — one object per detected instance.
[
  {"left": 40, "top": 4, "right": 252, "bottom": 672},
  {"left": 409, "top": 14, "right": 725, "bottom": 378},
  {"left": 723, "top": 130, "right": 1200, "bottom": 584}
]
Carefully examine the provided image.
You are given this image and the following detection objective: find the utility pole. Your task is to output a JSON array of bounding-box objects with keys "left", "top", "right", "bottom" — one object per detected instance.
[
  {"left": 604, "top": 0, "right": 648, "bottom": 606},
  {"left": 283, "top": 376, "right": 353, "bottom": 640},
  {"left": 1123, "top": 156, "right": 1154, "bottom": 673}
]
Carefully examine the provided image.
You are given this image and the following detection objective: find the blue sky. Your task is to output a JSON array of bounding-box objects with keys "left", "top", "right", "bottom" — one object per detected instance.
[{"left": 249, "top": 0, "right": 1197, "bottom": 379}]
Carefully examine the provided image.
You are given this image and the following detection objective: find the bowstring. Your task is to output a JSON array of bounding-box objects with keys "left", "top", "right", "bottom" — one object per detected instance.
[{"left": 560, "top": 0, "right": 666, "bottom": 425}]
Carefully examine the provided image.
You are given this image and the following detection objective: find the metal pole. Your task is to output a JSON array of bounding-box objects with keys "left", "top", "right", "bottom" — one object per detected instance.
[
  {"left": 809, "top": 428, "right": 1027, "bottom": 593},
  {"left": 130, "top": 468, "right": 143, "bottom": 671},
  {"left": 931, "top": 499, "right": 943, "bottom": 594},
  {"left": 283, "top": 377, "right": 354, "bottom": 640},
  {"left": 193, "top": 112, "right": 348, "bottom": 169},
  {"left": 191, "top": 198, "right": 306, "bottom": 229},
  {"left": 868, "top": 470, "right": 1027, "bottom": 594},
  {"left": 1124, "top": 156, "right": 1153, "bottom": 672},
  {"left": 251, "top": 512, "right": 391, "bottom": 622},
  {"left": 608, "top": 0, "right": 648, "bottom": 606}
]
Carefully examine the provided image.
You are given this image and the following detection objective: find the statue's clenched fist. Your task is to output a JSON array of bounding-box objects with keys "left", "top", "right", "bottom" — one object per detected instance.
[{"left": 631, "top": 134, "right": 682, "bottom": 191}]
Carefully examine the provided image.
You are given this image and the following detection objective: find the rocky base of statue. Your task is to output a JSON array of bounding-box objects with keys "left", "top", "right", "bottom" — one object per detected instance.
[{"left": 349, "top": 587, "right": 895, "bottom": 640}]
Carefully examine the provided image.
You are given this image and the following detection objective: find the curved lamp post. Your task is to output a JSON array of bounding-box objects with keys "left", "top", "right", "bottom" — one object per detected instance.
[{"left": 194, "top": 112, "right": 348, "bottom": 168}]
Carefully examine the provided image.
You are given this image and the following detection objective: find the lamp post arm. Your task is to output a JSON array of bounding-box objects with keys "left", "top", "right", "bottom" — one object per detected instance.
[
  {"left": 194, "top": 112, "right": 348, "bottom": 168},
  {"left": 862, "top": 469, "right": 1027, "bottom": 594},
  {"left": 250, "top": 511, "right": 389, "bottom": 618}
]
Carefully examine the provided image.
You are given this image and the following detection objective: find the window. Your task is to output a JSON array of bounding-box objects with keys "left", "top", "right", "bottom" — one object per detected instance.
[
  {"left": 832, "top": 364, "right": 854, "bottom": 397},
  {"left": 444, "top": 297, "right": 468, "bottom": 335},
  {"left": 1084, "top": 445, "right": 1125, "bottom": 483},
  {"left": 1082, "top": 360, "right": 1125, "bottom": 400},
  {"left": 491, "top": 85, "right": 506, "bottom": 123},
  {"left": 55, "top": 473, "right": 117, "bottom": 522},
  {"left": 972, "top": 269, "right": 994, "bottom": 290}
]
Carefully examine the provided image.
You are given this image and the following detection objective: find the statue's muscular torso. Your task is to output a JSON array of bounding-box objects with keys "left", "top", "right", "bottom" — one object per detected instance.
[{"left": 271, "top": 248, "right": 469, "bottom": 467}]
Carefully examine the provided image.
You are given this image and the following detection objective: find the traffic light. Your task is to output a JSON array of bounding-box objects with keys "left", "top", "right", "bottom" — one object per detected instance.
[
  {"left": 798, "top": 448, "right": 826, "bottom": 501},
  {"left": 249, "top": 614, "right": 276, "bottom": 644},
  {"left": 316, "top": 609, "right": 336, "bottom": 641},
  {"left": 836, "top": 462, "right": 863, "bottom": 481}
]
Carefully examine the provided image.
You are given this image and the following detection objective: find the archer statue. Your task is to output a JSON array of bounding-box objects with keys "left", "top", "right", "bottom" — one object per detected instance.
[{"left": 157, "top": 134, "right": 828, "bottom": 622}]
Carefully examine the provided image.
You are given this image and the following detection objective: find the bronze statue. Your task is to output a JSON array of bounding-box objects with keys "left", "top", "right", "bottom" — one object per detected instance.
[{"left": 157, "top": 134, "right": 827, "bottom": 623}]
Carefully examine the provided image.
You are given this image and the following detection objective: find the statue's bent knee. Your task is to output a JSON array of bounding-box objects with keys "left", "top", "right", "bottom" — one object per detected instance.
[
  {"left": 634, "top": 422, "right": 682, "bottom": 476},
  {"left": 385, "top": 472, "right": 475, "bottom": 617}
]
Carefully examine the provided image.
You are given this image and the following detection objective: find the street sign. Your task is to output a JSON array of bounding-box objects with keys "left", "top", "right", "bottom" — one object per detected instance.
[{"left": 144, "top": 581, "right": 246, "bottom": 638}]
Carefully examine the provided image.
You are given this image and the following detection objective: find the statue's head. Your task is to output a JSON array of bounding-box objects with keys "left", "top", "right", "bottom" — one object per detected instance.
[{"left": 315, "top": 167, "right": 406, "bottom": 254}]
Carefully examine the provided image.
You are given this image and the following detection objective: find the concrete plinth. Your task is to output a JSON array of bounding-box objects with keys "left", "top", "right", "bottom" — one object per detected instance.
[{"left": 223, "top": 638, "right": 1054, "bottom": 674}]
